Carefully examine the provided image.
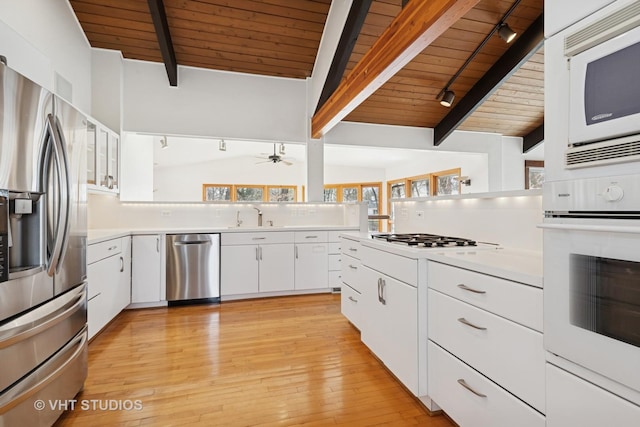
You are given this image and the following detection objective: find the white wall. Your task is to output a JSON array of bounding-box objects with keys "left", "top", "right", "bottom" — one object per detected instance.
[
  {"left": 0, "top": 0, "right": 92, "bottom": 112},
  {"left": 122, "top": 60, "right": 308, "bottom": 142},
  {"left": 393, "top": 190, "right": 543, "bottom": 252},
  {"left": 88, "top": 193, "right": 362, "bottom": 230},
  {"left": 120, "top": 133, "right": 154, "bottom": 201},
  {"left": 91, "top": 49, "right": 123, "bottom": 132}
]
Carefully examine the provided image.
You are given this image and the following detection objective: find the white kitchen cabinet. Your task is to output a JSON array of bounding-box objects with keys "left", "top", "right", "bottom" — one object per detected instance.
[
  {"left": 294, "top": 231, "right": 328, "bottom": 291},
  {"left": 87, "top": 236, "right": 131, "bottom": 339},
  {"left": 87, "top": 119, "right": 120, "bottom": 193},
  {"left": 360, "top": 263, "right": 418, "bottom": 395},
  {"left": 427, "top": 260, "right": 546, "bottom": 424},
  {"left": 131, "top": 234, "right": 163, "bottom": 304},
  {"left": 428, "top": 289, "right": 545, "bottom": 413},
  {"left": 221, "top": 232, "right": 294, "bottom": 298},
  {"left": 340, "top": 236, "right": 362, "bottom": 328},
  {"left": 546, "top": 363, "right": 640, "bottom": 427},
  {"left": 428, "top": 341, "right": 545, "bottom": 427},
  {"left": 260, "top": 244, "right": 295, "bottom": 292}
]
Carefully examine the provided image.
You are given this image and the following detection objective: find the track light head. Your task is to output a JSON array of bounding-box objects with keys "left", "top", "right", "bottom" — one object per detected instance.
[
  {"left": 498, "top": 23, "right": 517, "bottom": 43},
  {"left": 160, "top": 136, "right": 168, "bottom": 149},
  {"left": 440, "top": 89, "right": 455, "bottom": 107}
]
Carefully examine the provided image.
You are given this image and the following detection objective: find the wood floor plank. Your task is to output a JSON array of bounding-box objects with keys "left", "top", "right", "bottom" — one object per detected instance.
[{"left": 55, "top": 294, "right": 455, "bottom": 426}]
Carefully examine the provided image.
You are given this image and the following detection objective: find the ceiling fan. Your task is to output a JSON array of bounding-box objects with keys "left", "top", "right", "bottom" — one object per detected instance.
[{"left": 255, "top": 143, "right": 293, "bottom": 166}]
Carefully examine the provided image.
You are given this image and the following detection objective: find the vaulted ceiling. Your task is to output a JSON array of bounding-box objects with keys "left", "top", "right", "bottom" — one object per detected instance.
[{"left": 69, "top": 0, "right": 544, "bottom": 148}]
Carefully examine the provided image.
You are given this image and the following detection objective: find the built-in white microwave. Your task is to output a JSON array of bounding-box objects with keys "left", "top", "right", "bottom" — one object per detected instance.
[{"left": 565, "top": 1, "right": 640, "bottom": 169}]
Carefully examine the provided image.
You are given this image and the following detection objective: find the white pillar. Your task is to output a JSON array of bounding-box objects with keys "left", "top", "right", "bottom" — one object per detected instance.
[{"left": 306, "top": 137, "right": 324, "bottom": 202}]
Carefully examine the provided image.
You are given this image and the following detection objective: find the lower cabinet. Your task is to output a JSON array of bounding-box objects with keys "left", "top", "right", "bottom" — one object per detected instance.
[
  {"left": 87, "top": 236, "right": 131, "bottom": 339},
  {"left": 131, "top": 234, "right": 163, "bottom": 304},
  {"left": 294, "top": 242, "right": 328, "bottom": 290},
  {"left": 221, "top": 232, "right": 295, "bottom": 297},
  {"left": 546, "top": 363, "right": 640, "bottom": 427},
  {"left": 340, "top": 284, "right": 362, "bottom": 329},
  {"left": 360, "top": 264, "right": 418, "bottom": 395},
  {"left": 428, "top": 341, "right": 545, "bottom": 427}
]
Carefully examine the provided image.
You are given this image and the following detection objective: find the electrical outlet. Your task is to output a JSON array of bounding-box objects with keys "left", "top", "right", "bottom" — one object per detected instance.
[
  {"left": 400, "top": 208, "right": 408, "bottom": 219},
  {"left": 161, "top": 210, "right": 172, "bottom": 217}
]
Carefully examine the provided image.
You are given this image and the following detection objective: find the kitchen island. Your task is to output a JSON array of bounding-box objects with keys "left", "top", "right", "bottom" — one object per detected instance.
[{"left": 339, "top": 231, "right": 543, "bottom": 425}]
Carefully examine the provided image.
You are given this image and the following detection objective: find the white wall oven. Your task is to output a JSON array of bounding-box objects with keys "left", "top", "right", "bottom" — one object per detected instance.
[{"left": 542, "top": 174, "right": 640, "bottom": 404}]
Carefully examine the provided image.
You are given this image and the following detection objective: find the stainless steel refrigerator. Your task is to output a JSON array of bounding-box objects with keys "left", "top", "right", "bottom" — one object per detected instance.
[{"left": 0, "top": 62, "right": 88, "bottom": 426}]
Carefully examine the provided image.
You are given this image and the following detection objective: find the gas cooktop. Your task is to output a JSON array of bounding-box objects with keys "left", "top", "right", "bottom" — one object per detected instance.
[{"left": 371, "top": 233, "right": 477, "bottom": 248}]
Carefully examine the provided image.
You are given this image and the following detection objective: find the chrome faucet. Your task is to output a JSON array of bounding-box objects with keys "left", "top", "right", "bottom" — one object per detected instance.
[
  {"left": 236, "top": 210, "right": 242, "bottom": 227},
  {"left": 253, "top": 207, "right": 263, "bottom": 227}
]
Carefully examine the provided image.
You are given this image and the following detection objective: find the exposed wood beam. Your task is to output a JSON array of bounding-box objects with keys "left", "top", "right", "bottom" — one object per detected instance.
[
  {"left": 147, "top": 0, "right": 177, "bottom": 86},
  {"left": 311, "top": 0, "right": 480, "bottom": 139},
  {"left": 523, "top": 123, "right": 544, "bottom": 152},
  {"left": 433, "top": 14, "right": 544, "bottom": 146},
  {"left": 315, "top": 0, "right": 373, "bottom": 114}
]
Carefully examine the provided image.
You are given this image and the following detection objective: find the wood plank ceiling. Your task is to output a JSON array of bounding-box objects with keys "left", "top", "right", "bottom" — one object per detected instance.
[{"left": 69, "top": 0, "right": 544, "bottom": 140}]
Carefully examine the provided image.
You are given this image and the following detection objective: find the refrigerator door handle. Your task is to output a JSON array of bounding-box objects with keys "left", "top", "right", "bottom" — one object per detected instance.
[
  {"left": 42, "top": 115, "right": 64, "bottom": 276},
  {"left": 50, "top": 115, "right": 71, "bottom": 272}
]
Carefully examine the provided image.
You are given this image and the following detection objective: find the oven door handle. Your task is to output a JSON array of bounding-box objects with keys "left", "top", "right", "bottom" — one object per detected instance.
[{"left": 538, "top": 223, "right": 640, "bottom": 234}]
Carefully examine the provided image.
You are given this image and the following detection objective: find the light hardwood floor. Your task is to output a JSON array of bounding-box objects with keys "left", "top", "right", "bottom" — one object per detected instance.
[{"left": 55, "top": 294, "right": 455, "bottom": 426}]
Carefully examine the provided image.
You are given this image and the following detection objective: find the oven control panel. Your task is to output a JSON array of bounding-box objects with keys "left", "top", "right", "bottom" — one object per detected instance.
[{"left": 543, "top": 174, "right": 640, "bottom": 212}]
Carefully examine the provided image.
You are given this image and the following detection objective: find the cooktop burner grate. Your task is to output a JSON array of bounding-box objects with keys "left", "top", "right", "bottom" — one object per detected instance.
[{"left": 371, "top": 233, "right": 477, "bottom": 248}]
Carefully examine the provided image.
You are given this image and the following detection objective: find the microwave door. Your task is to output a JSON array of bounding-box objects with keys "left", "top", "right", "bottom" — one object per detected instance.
[{"left": 569, "top": 24, "right": 640, "bottom": 144}]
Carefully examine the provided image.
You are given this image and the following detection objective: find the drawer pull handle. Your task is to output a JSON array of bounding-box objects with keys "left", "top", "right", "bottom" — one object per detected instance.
[
  {"left": 458, "top": 284, "right": 486, "bottom": 294},
  {"left": 349, "top": 247, "right": 358, "bottom": 252},
  {"left": 349, "top": 265, "right": 358, "bottom": 270},
  {"left": 457, "top": 379, "right": 487, "bottom": 398},
  {"left": 305, "top": 235, "right": 318, "bottom": 239},
  {"left": 458, "top": 317, "right": 487, "bottom": 330},
  {"left": 252, "top": 237, "right": 266, "bottom": 240},
  {"left": 108, "top": 245, "right": 117, "bottom": 251},
  {"left": 348, "top": 296, "right": 358, "bottom": 303}
]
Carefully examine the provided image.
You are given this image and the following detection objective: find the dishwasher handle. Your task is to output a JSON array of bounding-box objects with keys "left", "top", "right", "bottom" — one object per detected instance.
[{"left": 173, "top": 240, "right": 211, "bottom": 246}]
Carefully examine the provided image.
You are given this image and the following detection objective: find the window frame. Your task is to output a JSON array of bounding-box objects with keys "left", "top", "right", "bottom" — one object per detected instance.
[{"left": 202, "top": 184, "right": 299, "bottom": 202}]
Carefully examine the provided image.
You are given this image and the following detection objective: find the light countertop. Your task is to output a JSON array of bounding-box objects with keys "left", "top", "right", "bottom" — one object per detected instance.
[
  {"left": 340, "top": 232, "right": 543, "bottom": 287},
  {"left": 88, "top": 225, "right": 359, "bottom": 245}
]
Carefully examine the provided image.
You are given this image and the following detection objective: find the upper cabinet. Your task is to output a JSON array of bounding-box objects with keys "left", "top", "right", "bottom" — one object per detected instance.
[{"left": 87, "top": 120, "right": 120, "bottom": 193}]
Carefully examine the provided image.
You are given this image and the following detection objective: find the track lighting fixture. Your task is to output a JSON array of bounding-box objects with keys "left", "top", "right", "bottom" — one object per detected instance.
[
  {"left": 160, "top": 136, "right": 168, "bottom": 149},
  {"left": 436, "top": 0, "right": 522, "bottom": 108},
  {"left": 219, "top": 139, "right": 227, "bottom": 151},
  {"left": 498, "top": 23, "right": 517, "bottom": 43},
  {"left": 279, "top": 143, "right": 286, "bottom": 155},
  {"left": 440, "top": 89, "right": 455, "bottom": 108}
]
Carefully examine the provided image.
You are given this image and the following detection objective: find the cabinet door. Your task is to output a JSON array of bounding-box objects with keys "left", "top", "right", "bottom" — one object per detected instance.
[
  {"left": 294, "top": 243, "right": 328, "bottom": 290},
  {"left": 116, "top": 236, "right": 131, "bottom": 311},
  {"left": 259, "top": 243, "right": 294, "bottom": 292},
  {"left": 108, "top": 133, "right": 119, "bottom": 190},
  {"left": 97, "top": 128, "right": 109, "bottom": 187},
  {"left": 87, "top": 254, "right": 120, "bottom": 339},
  {"left": 361, "top": 265, "right": 418, "bottom": 395},
  {"left": 221, "top": 245, "right": 259, "bottom": 296},
  {"left": 546, "top": 364, "right": 640, "bottom": 427},
  {"left": 86, "top": 122, "right": 97, "bottom": 185},
  {"left": 131, "top": 235, "right": 162, "bottom": 303}
]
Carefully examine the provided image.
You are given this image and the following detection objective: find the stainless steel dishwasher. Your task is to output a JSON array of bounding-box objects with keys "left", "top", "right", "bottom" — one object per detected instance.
[{"left": 166, "top": 234, "right": 220, "bottom": 304}]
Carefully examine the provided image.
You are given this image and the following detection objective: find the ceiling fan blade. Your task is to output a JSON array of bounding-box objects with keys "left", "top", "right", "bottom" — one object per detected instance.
[
  {"left": 255, "top": 160, "right": 270, "bottom": 164},
  {"left": 282, "top": 160, "right": 293, "bottom": 166}
]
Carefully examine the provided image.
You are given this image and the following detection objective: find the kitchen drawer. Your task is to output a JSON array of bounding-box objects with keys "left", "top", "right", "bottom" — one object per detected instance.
[
  {"left": 341, "top": 284, "right": 362, "bottom": 329},
  {"left": 221, "top": 231, "right": 294, "bottom": 245},
  {"left": 360, "top": 244, "right": 417, "bottom": 287},
  {"left": 340, "top": 237, "right": 361, "bottom": 259},
  {"left": 328, "top": 254, "right": 341, "bottom": 271},
  {"left": 546, "top": 363, "right": 640, "bottom": 427},
  {"left": 329, "top": 230, "right": 349, "bottom": 242},
  {"left": 428, "top": 261, "right": 542, "bottom": 332},
  {"left": 340, "top": 254, "right": 361, "bottom": 292},
  {"left": 428, "top": 341, "right": 545, "bottom": 427},
  {"left": 328, "top": 242, "right": 341, "bottom": 254},
  {"left": 329, "top": 270, "right": 341, "bottom": 288},
  {"left": 294, "top": 230, "right": 328, "bottom": 243},
  {"left": 88, "top": 238, "right": 122, "bottom": 264},
  {"left": 428, "top": 289, "right": 545, "bottom": 413}
]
